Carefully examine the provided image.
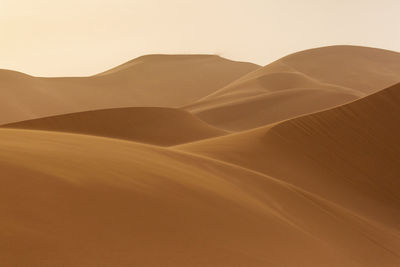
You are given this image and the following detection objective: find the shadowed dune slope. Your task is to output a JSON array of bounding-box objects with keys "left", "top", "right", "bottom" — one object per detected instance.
[
  {"left": 177, "top": 82, "right": 400, "bottom": 242},
  {"left": 185, "top": 46, "right": 400, "bottom": 131},
  {"left": 1, "top": 107, "right": 227, "bottom": 146},
  {"left": 0, "top": 55, "right": 259, "bottom": 124},
  {"left": 1, "top": 129, "right": 400, "bottom": 266}
]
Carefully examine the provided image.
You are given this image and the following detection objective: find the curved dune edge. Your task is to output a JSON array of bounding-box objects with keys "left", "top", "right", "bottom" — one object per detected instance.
[
  {"left": 0, "top": 129, "right": 399, "bottom": 266},
  {"left": 176, "top": 82, "right": 400, "bottom": 252},
  {"left": 0, "top": 107, "right": 227, "bottom": 146},
  {"left": 0, "top": 55, "right": 259, "bottom": 125},
  {"left": 186, "top": 87, "right": 360, "bottom": 131},
  {"left": 185, "top": 45, "right": 400, "bottom": 131}
]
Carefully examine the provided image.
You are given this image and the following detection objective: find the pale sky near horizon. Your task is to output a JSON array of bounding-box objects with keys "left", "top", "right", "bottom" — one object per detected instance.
[{"left": 2, "top": 0, "right": 400, "bottom": 76}]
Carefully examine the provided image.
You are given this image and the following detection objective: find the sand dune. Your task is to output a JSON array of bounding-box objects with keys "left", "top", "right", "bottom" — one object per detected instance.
[
  {"left": 1, "top": 45, "right": 400, "bottom": 266},
  {"left": 1, "top": 107, "right": 226, "bottom": 146},
  {"left": 0, "top": 55, "right": 259, "bottom": 125},
  {"left": 1, "top": 129, "right": 399, "bottom": 266},
  {"left": 185, "top": 46, "right": 400, "bottom": 130},
  {"left": 177, "top": 82, "right": 400, "bottom": 248}
]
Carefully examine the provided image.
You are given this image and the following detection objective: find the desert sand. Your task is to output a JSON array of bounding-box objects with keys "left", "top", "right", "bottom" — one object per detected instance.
[{"left": 1, "top": 45, "right": 400, "bottom": 266}]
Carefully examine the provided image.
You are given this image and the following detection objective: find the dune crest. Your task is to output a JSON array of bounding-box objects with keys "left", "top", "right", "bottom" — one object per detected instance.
[{"left": 185, "top": 45, "right": 400, "bottom": 131}]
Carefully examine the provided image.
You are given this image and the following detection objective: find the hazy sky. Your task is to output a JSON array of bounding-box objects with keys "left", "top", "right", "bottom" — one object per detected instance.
[{"left": 2, "top": 0, "right": 400, "bottom": 76}]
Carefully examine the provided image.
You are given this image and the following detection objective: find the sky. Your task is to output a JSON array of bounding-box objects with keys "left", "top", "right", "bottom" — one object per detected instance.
[{"left": 2, "top": 0, "right": 400, "bottom": 76}]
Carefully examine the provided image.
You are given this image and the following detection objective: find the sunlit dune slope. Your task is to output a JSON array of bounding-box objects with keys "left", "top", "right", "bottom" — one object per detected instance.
[
  {"left": 185, "top": 46, "right": 400, "bottom": 131},
  {"left": 1, "top": 129, "right": 399, "bottom": 266},
  {"left": 1, "top": 107, "right": 226, "bottom": 146},
  {"left": 0, "top": 55, "right": 259, "bottom": 124},
  {"left": 278, "top": 45, "right": 400, "bottom": 93},
  {"left": 177, "top": 82, "right": 400, "bottom": 241}
]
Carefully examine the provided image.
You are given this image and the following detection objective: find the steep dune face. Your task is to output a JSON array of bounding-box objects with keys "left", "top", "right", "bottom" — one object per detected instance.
[
  {"left": 177, "top": 82, "right": 400, "bottom": 246},
  {"left": 0, "top": 55, "right": 259, "bottom": 125},
  {"left": 1, "top": 129, "right": 399, "bottom": 266},
  {"left": 185, "top": 46, "right": 400, "bottom": 131},
  {"left": 1, "top": 107, "right": 226, "bottom": 146}
]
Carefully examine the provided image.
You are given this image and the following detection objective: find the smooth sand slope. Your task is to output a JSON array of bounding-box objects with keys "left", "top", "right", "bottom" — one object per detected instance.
[
  {"left": 0, "top": 55, "right": 259, "bottom": 124},
  {"left": 177, "top": 82, "right": 400, "bottom": 259},
  {"left": 185, "top": 46, "right": 400, "bottom": 130},
  {"left": 1, "top": 129, "right": 399, "bottom": 266},
  {"left": 1, "top": 107, "right": 226, "bottom": 146}
]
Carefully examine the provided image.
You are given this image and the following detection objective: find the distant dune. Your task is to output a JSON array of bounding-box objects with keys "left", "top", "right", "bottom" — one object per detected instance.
[
  {"left": 1, "top": 46, "right": 400, "bottom": 266},
  {"left": 1, "top": 107, "right": 226, "bottom": 146},
  {"left": 0, "top": 55, "right": 259, "bottom": 124},
  {"left": 185, "top": 46, "right": 400, "bottom": 130},
  {"left": 278, "top": 45, "right": 400, "bottom": 93}
]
